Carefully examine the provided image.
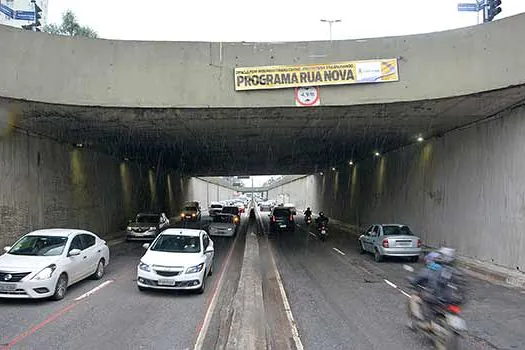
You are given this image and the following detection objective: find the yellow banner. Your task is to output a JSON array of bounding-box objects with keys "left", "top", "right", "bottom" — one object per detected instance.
[{"left": 234, "top": 58, "right": 399, "bottom": 91}]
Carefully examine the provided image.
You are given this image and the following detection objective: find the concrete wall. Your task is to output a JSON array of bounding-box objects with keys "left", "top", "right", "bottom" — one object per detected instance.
[
  {"left": 272, "top": 105, "right": 525, "bottom": 271},
  {"left": 0, "top": 129, "right": 232, "bottom": 248},
  {"left": 185, "top": 177, "right": 236, "bottom": 210},
  {"left": 2, "top": 13, "right": 525, "bottom": 108}
]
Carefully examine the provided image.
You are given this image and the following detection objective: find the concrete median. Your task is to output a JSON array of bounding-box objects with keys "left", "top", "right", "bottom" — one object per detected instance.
[{"left": 225, "top": 231, "right": 267, "bottom": 349}]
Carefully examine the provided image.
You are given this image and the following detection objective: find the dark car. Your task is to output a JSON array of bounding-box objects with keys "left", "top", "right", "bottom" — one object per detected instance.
[
  {"left": 269, "top": 207, "right": 295, "bottom": 232},
  {"left": 126, "top": 212, "right": 169, "bottom": 240},
  {"left": 221, "top": 206, "right": 240, "bottom": 225}
]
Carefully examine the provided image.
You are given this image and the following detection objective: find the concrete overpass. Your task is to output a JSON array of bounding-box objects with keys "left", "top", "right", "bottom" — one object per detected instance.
[{"left": 1, "top": 14, "right": 525, "bottom": 270}]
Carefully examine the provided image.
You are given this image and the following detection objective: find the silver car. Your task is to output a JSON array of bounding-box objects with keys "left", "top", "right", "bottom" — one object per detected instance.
[
  {"left": 207, "top": 214, "right": 237, "bottom": 237},
  {"left": 358, "top": 224, "right": 422, "bottom": 262}
]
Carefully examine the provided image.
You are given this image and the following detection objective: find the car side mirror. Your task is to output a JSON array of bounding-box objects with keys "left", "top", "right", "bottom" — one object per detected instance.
[
  {"left": 205, "top": 246, "right": 214, "bottom": 254},
  {"left": 142, "top": 243, "right": 150, "bottom": 249},
  {"left": 68, "top": 249, "right": 81, "bottom": 257},
  {"left": 3, "top": 246, "right": 11, "bottom": 253}
]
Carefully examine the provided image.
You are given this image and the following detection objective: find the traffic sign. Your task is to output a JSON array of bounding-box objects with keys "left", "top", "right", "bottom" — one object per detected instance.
[
  {"left": 0, "top": 3, "right": 14, "bottom": 18},
  {"left": 457, "top": 3, "right": 479, "bottom": 11},
  {"left": 294, "top": 86, "right": 320, "bottom": 107},
  {"left": 14, "top": 10, "right": 35, "bottom": 21}
]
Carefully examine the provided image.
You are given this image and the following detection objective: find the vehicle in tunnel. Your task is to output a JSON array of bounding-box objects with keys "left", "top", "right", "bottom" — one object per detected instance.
[
  {"left": 207, "top": 214, "right": 238, "bottom": 237},
  {"left": 259, "top": 201, "right": 273, "bottom": 212},
  {"left": 126, "top": 212, "right": 170, "bottom": 241},
  {"left": 221, "top": 206, "right": 241, "bottom": 225},
  {"left": 359, "top": 224, "right": 422, "bottom": 262},
  {"left": 180, "top": 205, "right": 202, "bottom": 222},
  {"left": 283, "top": 203, "right": 297, "bottom": 215},
  {"left": 208, "top": 202, "right": 223, "bottom": 217},
  {"left": 269, "top": 207, "right": 295, "bottom": 233},
  {"left": 137, "top": 229, "right": 214, "bottom": 294},
  {"left": 0, "top": 229, "right": 110, "bottom": 300}
]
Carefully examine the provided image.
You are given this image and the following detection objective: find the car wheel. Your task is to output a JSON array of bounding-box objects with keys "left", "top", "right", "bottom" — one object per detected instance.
[
  {"left": 51, "top": 273, "right": 68, "bottom": 301},
  {"left": 197, "top": 277, "right": 206, "bottom": 294},
  {"left": 92, "top": 259, "right": 105, "bottom": 280},
  {"left": 374, "top": 249, "right": 383, "bottom": 262},
  {"left": 359, "top": 242, "right": 365, "bottom": 254}
]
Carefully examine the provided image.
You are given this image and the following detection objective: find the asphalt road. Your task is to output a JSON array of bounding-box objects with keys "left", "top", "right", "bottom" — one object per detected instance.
[
  {"left": 0, "top": 215, "right": 246, "bottom": 350},
  {"left": 261, "top": 212, "right": 525, "bottom": 350}
]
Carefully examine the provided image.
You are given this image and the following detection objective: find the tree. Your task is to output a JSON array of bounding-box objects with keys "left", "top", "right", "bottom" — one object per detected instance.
[{"left": 43, "top": 10, "right": 98, "bottom": 38}]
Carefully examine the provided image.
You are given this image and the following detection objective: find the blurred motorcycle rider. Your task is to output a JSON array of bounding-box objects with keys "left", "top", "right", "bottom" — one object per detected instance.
[
  {"left": 409, "top": 247, "right": 466, "bottom": 330},
  {"left": 315, "top": 212, "right": 329, "bottom": 226},
  {"left": 304, "top": 207, "right": 312, "bottom": 218}
]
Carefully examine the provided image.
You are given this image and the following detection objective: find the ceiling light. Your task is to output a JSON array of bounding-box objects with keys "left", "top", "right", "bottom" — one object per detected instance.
[
  {"left": 374, "top": 152, "right": 380, "bottom": 157},
  {"left": 417, "top": 136, "right": 424, "bottom": 142},
  {"left": 124, "top": 157, "right": 129, "bottom": 161},
  {"left": 319, "top": 172, "right": 324, "bottom": 176},
  {"left": 75, "top": 143, "right": 83, "bottom": 148},
  {"left": 331, "top": 167, "right": 336, "bottom": 171},
  {"left": 348, "top": 160, "right": 353, "bottom": 165}
]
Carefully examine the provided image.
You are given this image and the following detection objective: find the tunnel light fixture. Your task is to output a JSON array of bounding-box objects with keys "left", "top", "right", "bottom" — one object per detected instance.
[
  {"left": 331, "top": 167, "right": 336, "bottom": 171},
  {"left": 374, "top": 151, "right": 380, "bottom": 157},
  {"left": 124, "top": 157, "right": 129, "bottom": 161},
  {"left": 348, "top": 160, "right": 354, "bottom": 166},
  {"left": 75, "top": 143, "right": 83, "bottom": 148},
  {"left": 417, "top": 136, "right": 424, "bottom": 142},
  {"left": 319, "top": 172, "right": 324, "bottom": 176}
]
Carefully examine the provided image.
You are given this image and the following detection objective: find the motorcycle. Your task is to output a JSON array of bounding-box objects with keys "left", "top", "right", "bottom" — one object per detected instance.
[
  {"left": 305, "top": 215, "right": 312, "bottom": 225},
  {"left": 316, "top": 223, "right": 328, "bottom": 241},
  {"left": 404, "top": 265, "right": 467, "bottom": 350}
]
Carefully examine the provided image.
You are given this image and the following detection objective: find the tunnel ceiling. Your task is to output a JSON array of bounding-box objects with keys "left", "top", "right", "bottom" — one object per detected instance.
[{"left": 3, "top": 84, "right": 525, "bottom": 176}]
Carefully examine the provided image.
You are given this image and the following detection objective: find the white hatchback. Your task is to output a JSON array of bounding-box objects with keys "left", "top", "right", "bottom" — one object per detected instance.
[
  {"left": 0, "top": 229, "right": 110, "bottom": 300},
  {"left": 137, "top": 229, "right": 214, "bottom": 294}
]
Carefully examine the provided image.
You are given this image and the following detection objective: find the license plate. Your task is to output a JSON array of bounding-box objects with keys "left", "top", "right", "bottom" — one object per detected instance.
[
  {"left": 446, "top": 314, "right": 467, "bottom": 331},
  {"left": 321, "top": 230, "right": 326, "bottom": 234},
  {"left": 157, "top": 279, "right": 176, "bottom": 286},
  {"left": 396, "top": 242, "right": 410, "bottom": 247},
  {"left": 279, "top": 225, "right": 287, "bottom": 228},
  {"left": 0, "top": 282, "right": 17, "bottom": 292}
]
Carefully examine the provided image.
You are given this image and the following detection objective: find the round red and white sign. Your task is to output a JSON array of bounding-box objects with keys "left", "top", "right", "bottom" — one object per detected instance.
[{"left": 295, "top": 86, "right": 320, "bottom": 106}]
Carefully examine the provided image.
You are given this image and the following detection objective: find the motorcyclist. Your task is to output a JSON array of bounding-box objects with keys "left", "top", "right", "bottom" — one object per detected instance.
[
  {"left": 409, "top": 247, "right": 466, "bottom": 330},
  {"left": 315, "top": 212, "right": 329, "bottom": 227},
  {"left": 304, "top": 207, "right": 312, "bottom": 218}
]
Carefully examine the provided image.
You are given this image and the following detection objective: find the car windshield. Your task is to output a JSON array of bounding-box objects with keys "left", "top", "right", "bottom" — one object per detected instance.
[
  {"left": 184, "top": 206, "right": 197, "bottom": 211},
  {"left": 213, "top": 215, "right": 233, "bottom": 223},
  {"left": 136, "top": 214, "right": 159, "bottom": 223},
  {"left": 222, "top": 207, "right": 239, "bottom": 214},
  {"left": 273, "top": 209, "right": 291, "bottom": 217},
  {"left": 8, "top": 235, "right": 68, "bottom": 256},
  {"left": 383, "top": 225, "right": 413, "bottom": 236},
  {"left": 211, "top": 204, "right": 222, "bottom": 208},
  {"left": 150, "top": 235, "right": 201, "bottom": 253}
]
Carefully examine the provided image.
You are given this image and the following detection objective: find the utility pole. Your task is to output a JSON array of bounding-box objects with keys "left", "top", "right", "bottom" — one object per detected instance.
[{"left": 320, "top": 19, "right": 341, "bottom": 40}]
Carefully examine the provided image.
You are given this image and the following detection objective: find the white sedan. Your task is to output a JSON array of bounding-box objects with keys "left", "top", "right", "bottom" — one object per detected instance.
[
  {"left": 0, "top": 229, "right": 110, "bottom": 300},
  {"left": 137, "top": 228, "right": 214, "bottom": 294}
]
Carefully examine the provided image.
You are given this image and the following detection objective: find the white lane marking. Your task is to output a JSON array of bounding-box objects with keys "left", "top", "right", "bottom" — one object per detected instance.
[
  {"left": 268, "top": 243, "right": 304, "bottom": 350},
  {"left": 309, "top": 231, "right": 318, "bottom": 239},
  {"left": 384, "top": 279, "right": 411, "bottom": 298},
  {"left": 193, "top": 233, "right": 239, "bottom": 350},
  {"left": 333, "top": 247, "right": 346, "bottom": 256},
  {"left": 74, "top": 280, "right": 114, "bottom": 301}
]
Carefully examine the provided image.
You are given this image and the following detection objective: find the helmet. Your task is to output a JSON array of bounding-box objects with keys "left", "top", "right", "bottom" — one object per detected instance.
[
  {"left": 435, "top": 247, "right": 456, "bottom": 265},
  {"left": 319, "top": 211, "right": 325, "bottom": 217},
  {"left": 307, "top": 207, "right": 311, "bottom": 211}
]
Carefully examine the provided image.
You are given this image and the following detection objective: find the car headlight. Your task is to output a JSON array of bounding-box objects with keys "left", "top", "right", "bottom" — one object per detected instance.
[
  {"left": 228, "top": 228, "right": 233, "bottom": 231},
  {"left": 181, "top": 213, "right": 185, "bottom": 217},
  {"left": 138, "top": 262, "right": 151, "bottom": 272},
  {"left": 186, "top": 263, "right": 204, "bottom": 274},
  {"left": 32, "top": 264, "right": 57, "bottom": 280},
  {"left": 192, "top": 213, "right": 196, "bottom": 217},
  {"left": 126, "top": 226, "right": 131, "bottom": 231},
  {"left": 149, "top": 227, "right": 156, "bottom": 231}
]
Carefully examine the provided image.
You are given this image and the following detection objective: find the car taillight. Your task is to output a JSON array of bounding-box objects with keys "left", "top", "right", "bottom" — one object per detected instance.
[
  {"left": 447, "top": 305, "right": 461, "bottom": 314},
  {"left": 382, "top": 239, "right": 389, "bottom": 248},
  {"left": 271, "top": 216, "right": 276, "bottom": 222},
  {"left": 417, "top": 239, "right": 421, "bottom": 248},
  {"left": 289, "top": 215, "right": 293, "bottom": 221}
]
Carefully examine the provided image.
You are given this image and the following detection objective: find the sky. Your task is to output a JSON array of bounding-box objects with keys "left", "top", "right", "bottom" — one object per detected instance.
[{"left": 46, "top": 0, "right": 525, "bottom": 42}]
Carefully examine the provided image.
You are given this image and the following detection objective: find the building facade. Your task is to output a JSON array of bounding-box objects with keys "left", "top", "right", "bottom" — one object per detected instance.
[{"left": 0, "top": 0, "right": 48, "bottom": 28}]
